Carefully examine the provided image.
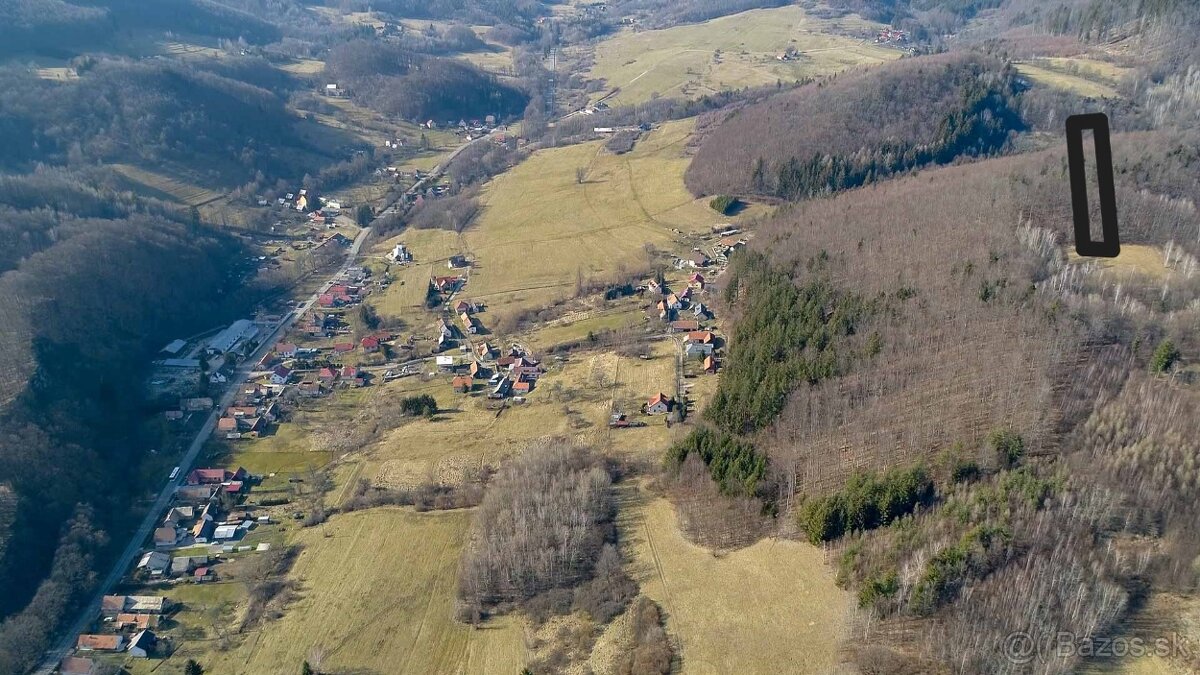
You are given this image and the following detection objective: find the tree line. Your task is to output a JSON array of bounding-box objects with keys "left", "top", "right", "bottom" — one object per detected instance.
[{"left": 685, "top": 52, "right": 1023, "bottom": 200}]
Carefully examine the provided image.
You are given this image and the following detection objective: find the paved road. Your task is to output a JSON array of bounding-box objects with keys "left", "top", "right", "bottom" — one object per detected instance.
[{"left": 35, "top": 226, "right": 371, "bottom": 674}]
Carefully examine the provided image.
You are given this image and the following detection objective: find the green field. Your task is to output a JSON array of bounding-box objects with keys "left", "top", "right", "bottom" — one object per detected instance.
[{"left": 585, "top": 6, "right": 897, "bottom": 106}]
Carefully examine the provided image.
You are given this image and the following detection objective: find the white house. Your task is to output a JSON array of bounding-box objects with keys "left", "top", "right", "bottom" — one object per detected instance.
[
  {"left": 127, "top": 630, "right": 156, "bottom": 658},
  {"left": 136, "top": 551, "right": 171, "bottom": 576},
  {"left": 271, "top": 365, "right": 292, "bottom": 385},
  {"left": 646, "top": 393, "right": 674, "bottom": 415}
]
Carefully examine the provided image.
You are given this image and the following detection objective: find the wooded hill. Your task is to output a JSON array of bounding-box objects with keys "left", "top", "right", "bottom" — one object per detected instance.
[
  {"left": 324, "top": 39, "right": 529, "bottom": 122},
  {"left": 0, "top": 59, "right": 348, "bottom": 181},
  {"left": 0, "top": 169, "right": 254, "bottom": 672},
  {"left": 685, "top": 52, "right": 1023, "bottom": 201},
  {"left": 683, "top": 126, "right": 1200, "bottom": 672},
  {"left": 0, "top": 0, "right": 281, "bottom": 59}
]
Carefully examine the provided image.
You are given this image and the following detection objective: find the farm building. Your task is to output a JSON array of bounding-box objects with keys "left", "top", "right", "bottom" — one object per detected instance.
[
  {"left": 207, "top": 319, "right": 259, "bottom": 355},
  {"left": 160, "top": 339, "right": 187, "bottom": 355}
]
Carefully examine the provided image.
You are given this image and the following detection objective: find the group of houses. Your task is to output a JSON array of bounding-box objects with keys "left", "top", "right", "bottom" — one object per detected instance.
[
  {"left": 439, "top": 343, "right": 543, "bottom": 399},
  {"left": 73, "top": 595, "right": 169, "bottom": 663}
]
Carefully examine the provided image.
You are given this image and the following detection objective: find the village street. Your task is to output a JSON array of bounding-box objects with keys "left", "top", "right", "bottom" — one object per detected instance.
[{"left": 35, "top": 227, "right": 372, "bottom": 674}]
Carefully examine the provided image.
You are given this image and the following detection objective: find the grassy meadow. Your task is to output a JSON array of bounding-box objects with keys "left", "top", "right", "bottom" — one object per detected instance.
[
  {"left": 622, "top": 496, "right": 855, "bottom": 674},
  {"left": 172, "top": 509, "right": 527, "bottom": 675},
  {"left": 585, "top": 6, "right": 897, "bottom": 106}
]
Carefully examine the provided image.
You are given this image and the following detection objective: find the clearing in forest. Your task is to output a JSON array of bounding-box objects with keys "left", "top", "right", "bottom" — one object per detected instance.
[
  {"left": 110, "top": 164, "right": 224, "bottom": 206},
  {"left": 586, "top": 6, "right": 897, "bottom": 106},
  {"left": 1015, "top": 56, "right": 1130, "bottom": 99}
]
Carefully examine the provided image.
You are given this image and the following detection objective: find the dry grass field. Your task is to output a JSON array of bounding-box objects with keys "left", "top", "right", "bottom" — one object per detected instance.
[
  {"left": 585, "top": 6, "right": 897, "bottom": 106},
  {"left": 369, "top": 229, "right": 465, "bottom": 318},
  {"left": 1016, "top": 55, "right": 1131, "bottom": 99},
  {"left": 185, "top": 508, "right": 527, "bottom": 675},
  {"left": 358, "top": 338, "right": 686, "bottom": 491},
  {"left": 462, "top": 117, "right": 754, "bottom": 326},
  {"left": 1079, "top": 593, "right": 1200, "bottom": 674},
  {"left": 1066, "top": 243, "right": 1179, "bottom": 281},
  {"left": 622, "top": 495, "right": 855, "bottom": 674},
  {"left": 110, "top": 164, "right": 224, "bottom": 206}
]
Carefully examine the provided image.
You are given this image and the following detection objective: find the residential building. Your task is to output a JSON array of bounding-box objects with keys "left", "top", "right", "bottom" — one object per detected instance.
[
  {"left": 77, "top": 635, "right": 124, "bottom": 652},
  {"left": 153, "top": 527, "right": 178, "bottom": 549},
  {"left": 115, "top": 614, "right": 158, "bottom": 631},
  {"left": 646, "top": 393, "right": 674, "bottom": 415},
  {"left": 59, "top": 657, "right": 97, "bottom": 675},
  {"left": 452, "top": 376, "right": 473, "bottom": 393},
  {"left": 271, "top": 365, "right": 292, "bottom": 385},
  {"left": 137, "top": 551, "right": 171, "bottom": 576},
  {"left": 127, "top": 630, "right": 156, "bottom": 658}
]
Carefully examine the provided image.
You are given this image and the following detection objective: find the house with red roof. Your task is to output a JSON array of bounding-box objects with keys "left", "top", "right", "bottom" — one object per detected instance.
[
  {"left": 646, "top": 393, "right": 674, "bottom": 415},
  {"left": 342, "top": 365, "right": 365, "bottom": 387},
  {"left": 77, "top": 635, "right": 124, "bottom": 652},
  {"left": 361, "top": 336, "right": 381, "bottom": 353},
  {"left": 452, "top": 375, "right": 473, "bottom": 393},
  {"left": 318, "top": 366, "right": 339, "bottom": 383},
  {"left": 275, "top": 342, "right": 298, "bottom": 358},
  {"left": 431, "top": 275, "right": 461, "bottom": 293},
  {"left": 333, "top": 342, "right": 354, "bottom": 354},
  {"left": 186, "top": 467, "right": 246, "bottom": 485}
]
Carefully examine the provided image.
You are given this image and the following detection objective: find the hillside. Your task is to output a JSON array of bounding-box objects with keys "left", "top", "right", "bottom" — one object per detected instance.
[
  {"left": 677, "top": 128, "right": 1200, "bottom": 673},
  {"left": 685, "top": 52, "right": 1023, "bottom": 200},
  {"left": 324, "top": 39, "right": 529, "bottom": 122},
  {"left": 0, "top": 0, "right": 281, "bottom": 58}
]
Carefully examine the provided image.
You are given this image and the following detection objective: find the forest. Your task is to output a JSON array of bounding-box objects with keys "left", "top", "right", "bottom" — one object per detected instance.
[
  {"left": 0, "top": 0, "right": 281, "bottom": 59},
  {"left": 685, "top": 124, "right": 1200, "bottom": 671},
  {"left": 0, "top": 196, "right": 252, "bottom": 671},
  {"left": 323, "top": 39, "right": 529, "bottom": 122},
  {"left": 0, "top": 59, "right": 351, "bottom": 184},
  {"left": 685, "top": 52, "right": 1023, "bottom": 200}
]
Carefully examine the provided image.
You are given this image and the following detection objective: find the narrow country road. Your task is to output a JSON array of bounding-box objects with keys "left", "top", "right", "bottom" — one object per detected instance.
[{"left": 34, "top": 226, "right": 371, "bottom": 674}]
